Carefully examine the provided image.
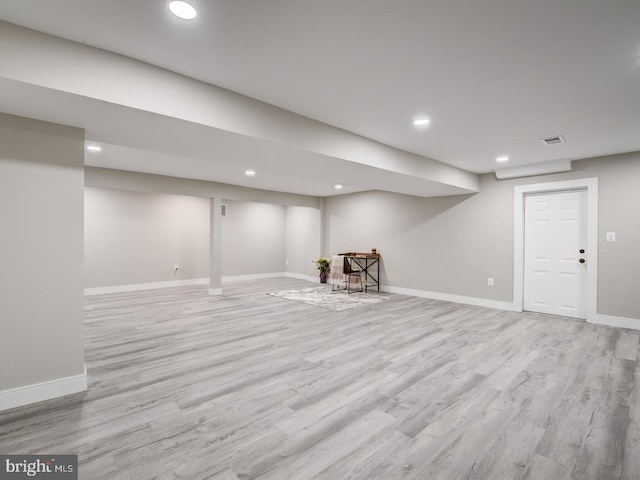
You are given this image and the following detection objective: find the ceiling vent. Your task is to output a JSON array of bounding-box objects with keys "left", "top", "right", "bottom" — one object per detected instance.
[{"left": 541, "top": 135, "right": 566, "bottom": 146}]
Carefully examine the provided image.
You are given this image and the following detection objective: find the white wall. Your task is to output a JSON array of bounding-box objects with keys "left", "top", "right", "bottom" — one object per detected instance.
[
  {"left": 325, "top": 190, "right": 499, "bottom": 297},
  {"left": 85, "top": 189, "right": 309, "bottom": 287},
  {"left": 84, "top": 187, "right": 210, "bottom": 288},
  {"left": 0, "top": 113, "right": 85, "bottom": 399},
  {"left": 285, "top": 206, "right": 322, "bottom": 279},
  {"left": 325, "top": 152, "right": 640, "bottom": 320},
  {"left": 83, "top": 167, "right": 320, "bottom": 287},
  {"left": 222, "top": 200, "right": 287, "bottom": 276},
  {"left": 591, "top": 155, "right": 640, "bottom": 319}
]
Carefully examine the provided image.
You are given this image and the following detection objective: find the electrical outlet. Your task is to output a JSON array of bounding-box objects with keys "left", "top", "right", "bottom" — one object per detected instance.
[
  {"left": 606, "top": 232, "right": 616, "bottom": 242},
  {"left": 487, "top": 277, "right": 494, "bottom": 286},
  {"left": 174, "top": 264, "right": 179, "bottom": 272}
]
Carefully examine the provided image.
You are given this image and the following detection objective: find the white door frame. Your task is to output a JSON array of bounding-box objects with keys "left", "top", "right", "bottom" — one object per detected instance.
[{"left": 513, "top": 178, "right": 598, "bottom": 321}]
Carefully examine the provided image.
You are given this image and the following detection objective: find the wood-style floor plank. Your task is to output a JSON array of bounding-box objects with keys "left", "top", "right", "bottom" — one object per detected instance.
[{"left": 0, "top": 278, "right": 638, "bottom": 479}]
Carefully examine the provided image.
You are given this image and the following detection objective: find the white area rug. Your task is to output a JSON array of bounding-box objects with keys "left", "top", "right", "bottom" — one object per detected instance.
[{"left": 267, "top": 286, "right": 388, "bottom": 311}]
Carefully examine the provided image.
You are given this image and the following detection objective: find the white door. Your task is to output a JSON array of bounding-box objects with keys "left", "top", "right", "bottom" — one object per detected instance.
[{"left": 524, "top": 190, "right": 587, "bottom": 318}]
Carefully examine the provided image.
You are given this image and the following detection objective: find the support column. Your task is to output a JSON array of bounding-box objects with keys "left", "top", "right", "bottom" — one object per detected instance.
[
  {"left": 209, "top": 196, "right": 223, "bottom": 296},
  {"left": 0, "top": 113, "right": 86, "bottom": 410},
  {"left": 319, "top": 197, "right": 327, "bottom": 257}
]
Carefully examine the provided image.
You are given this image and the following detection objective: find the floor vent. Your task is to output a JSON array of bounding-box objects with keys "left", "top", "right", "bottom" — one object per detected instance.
[{"left": 541, "top": 135, "right": 566, "bottom": 145}]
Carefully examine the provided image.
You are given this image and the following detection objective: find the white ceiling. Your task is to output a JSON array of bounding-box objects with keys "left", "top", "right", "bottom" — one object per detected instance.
[{"left": 0, "top": 0, "right": 638, "bottom": 196}]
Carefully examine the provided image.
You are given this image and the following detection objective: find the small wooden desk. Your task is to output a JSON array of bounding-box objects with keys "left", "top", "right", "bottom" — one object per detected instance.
[{"left": 339, "top": 252, "right": 381, "bottom": 292}]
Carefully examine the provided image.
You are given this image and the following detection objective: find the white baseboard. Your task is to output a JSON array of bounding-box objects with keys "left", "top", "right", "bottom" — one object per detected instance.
[
  {"left": 0, "top": 365, "right": 87, "bottom": 412},
  {"left": 222, "top": 272, "right": 318, "bottom": 283},
  {"left": 382, "top": 285, "right": 521, "bottom": 312},
  {"left": 84, "top": 274, "right": 319, "bottom": 296},
  {"left": 592, "top": 314, "right": 640, "bottom": 331},
  {"left": 84, "top": 278, "right": 209, "bottom": 296},
  {"left": 208, "top": 288, "right": 222, "bottom": 296},
  {"left": 284, "top": 272, "right": 318, "bottom": 283},
  {"left": 221, "top": 272, "right": 287, "bottom": 282},
  {"left": 382, "top": 285, "right": 640, "bottom": 329}
]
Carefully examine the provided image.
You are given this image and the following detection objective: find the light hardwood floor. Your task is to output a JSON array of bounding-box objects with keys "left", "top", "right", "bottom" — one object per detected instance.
[{"left": 1, "top": 278, "right": 639, "bottom": 479}]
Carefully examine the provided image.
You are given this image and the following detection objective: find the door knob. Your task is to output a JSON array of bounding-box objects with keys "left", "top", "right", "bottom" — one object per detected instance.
[
  {"left": 579, "top": 249, "right": 585, "bottom": 254},
  {"left": 579, "top": 258, "right": 586, "bottom": 263}
]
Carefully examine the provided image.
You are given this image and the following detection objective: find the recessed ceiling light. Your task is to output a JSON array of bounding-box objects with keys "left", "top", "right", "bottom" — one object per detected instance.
[
  {"left": 413, "top": 118, "right": 430, "bottom": 127},
  {"left": 245, "top": 169, "right": 256, "bottom": 177},
  {"left": 169, "top": 1, "right": 197, "bottom": 20},
  {"left": 496, "top": 155, "right": 510, "bottom": 163},
  {"left": 86, "top": 145, "right": 102, "bottom": 152},
  {"left": 334, "top": 183, "right": 343, "bottom": 190}
]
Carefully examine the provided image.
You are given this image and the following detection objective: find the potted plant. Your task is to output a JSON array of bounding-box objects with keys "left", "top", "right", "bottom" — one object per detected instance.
[{"left": 313, "top": 257, "right": 331, "bottom": 283}]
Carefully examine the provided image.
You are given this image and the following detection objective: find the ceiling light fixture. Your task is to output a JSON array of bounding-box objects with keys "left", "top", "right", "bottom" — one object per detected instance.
[
  {"left": 169, "top": 1, "right": 198, "bottom": 20},
  {"left": 245, "top": 169, "right": 256, "bottom": 177},
  {"left": 496, "top": 155, "right": 510, "bottom": 163},
  {"left": 334, "top": 183, "right": 343, "bottom": 190},
  {"left": 413, "top": 117, "right": 430, "bottom": 127},
  {"left": 86, "top": 145, "right": 102, "bottom": 152}
]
